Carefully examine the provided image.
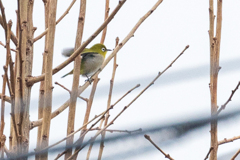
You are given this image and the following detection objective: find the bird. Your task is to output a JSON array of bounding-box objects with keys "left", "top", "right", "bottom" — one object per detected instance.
[{"left": 61, "top": 43, "right": 111, "bottom": 79}]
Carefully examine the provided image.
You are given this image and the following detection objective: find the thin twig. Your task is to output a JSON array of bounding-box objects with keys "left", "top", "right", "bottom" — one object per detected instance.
[
  {"left": 0, "top": 15, "right": 18, "bottom": 46},
  {"left": 54, "top": 151, "right": 66, "bottom": 160},
  {"left": 4, "top": 20, "right": 13, "bottom": 97},
  {"left": 3, "top": 66, "right": 12, "bottom": 101},
  {"left": 0, "top": 94, "right": 10, "bottom": 103},
  {"left": 0, "top": 14, "right": 12, "bottom": 141},
  {"left": 204, "top": 147, "right": 213, "bottom": 160},
  {"left": 91, "top": 128, "right": 142, "bottom": 134},
  {"left": 217, "top": 81, "right": 240, "bottom": 114},
  {"left": 8, "top": 17, "right": 17, "bottom": 149},
  {"left": 218, "top": 135, "right": 240, "bottom": 145},
  {"left": 0, "top": 41, "right": 17, "bottom": 52},
  {"left": 55, "top": 82, "right": 88, "bottom": 102},
  {"left": 98, "top": 36, "right": 119, "bottom": 159},
  {"left": 231, "top": 148, "right": 240, "bottom": 160},
  {"left": 35, "top": 2, "right": 49, "bottom": 158},
  {"left": 6, "top": 21, "right": 15, "bottom": 99},
  {"left": 144, "top": 134, "right": 174, "bottom": 160}
]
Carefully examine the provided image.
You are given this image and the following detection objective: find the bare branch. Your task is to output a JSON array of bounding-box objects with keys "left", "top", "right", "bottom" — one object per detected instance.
[
  {"left": 144, "top": 134, "right": 174, "bottom": 160},
  {"left": 36, "top": 2, "right": 49, "bottom": 158},
  {"left": 204, "top": 147, "right": 213, "bottom": 160},
  {"left": 218, "top": 135, "right": 240, "bottom": 145},
  {"left": 209, "top": 0, "right": 222, "bottom": 159},
  {"left": 0, "top": 94, "right": 10, "bottom": 103},
  {"left": 39, "top": 0, "right": 58, "bottom": 158},
  {"left": 55, "top": 82, "right": 88, "bottom": 102},
  {"left": 0, "top": 15, "right": 18, "bottom": 46},
  {"left": 217, "top": 81, "right": 240, "bottom": 114},
  {"left": 98, "top": 36, "right": 119, "bottom": 159},
  {"left": 65, "top": 0, "right": 86, "bottom": 158},
  {"left": 91, "top": 128, "right": 142, "bottom": 134},
  {"left": 231, "top": 149, "right": 240, "bottom": 160},
  {"left": 0, "top": 41, "right": 17, "bottom": 52}
]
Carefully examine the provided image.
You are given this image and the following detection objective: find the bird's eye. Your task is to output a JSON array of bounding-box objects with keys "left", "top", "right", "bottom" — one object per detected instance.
[{"left": 101, "top": 48, "right": 106, "bottom": 52}]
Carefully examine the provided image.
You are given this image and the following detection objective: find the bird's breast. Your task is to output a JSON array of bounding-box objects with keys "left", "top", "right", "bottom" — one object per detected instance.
[{"left": 81, "top": 54, "right": 104, "bottom": 76}]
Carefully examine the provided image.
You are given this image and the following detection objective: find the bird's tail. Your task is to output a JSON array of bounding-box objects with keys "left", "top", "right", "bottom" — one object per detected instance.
[
  {"left": 61, "top": 70, "right": 73, "bottom": 78},
  {"left": 61, "top": 73, "right": 69, "bottom": 78},
  {"left": 62, "top": 48, "right": 74, "bottom": 57}
]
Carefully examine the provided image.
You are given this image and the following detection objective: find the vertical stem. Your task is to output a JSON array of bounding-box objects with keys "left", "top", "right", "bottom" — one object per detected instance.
[
  {"left": 100, "top": 0, "right": 109, "bottom": 44},
  {"left": 40, "top": 0, "right": 57, "bottom": 159},
  {"left": 5, "top": 20, "right": 17, "bottom": 157},
  {"left": 8, "top": 14, "right": 16, "bottom": 151},
  {"left": 98, "top": 37, "right": 118, "bottom": 160},
  {"left": 16, "top": 0, "right": 29, "bottom": 156},
  {"left": 18, "top": 1, "right": 28, "bottom": 145},
  {"left": 209, "top": 1, "right": 222, "bottom": 160},
  {"left": 20, "top": 0, "right": 35, "bottom": 156},
  {"left": 86, "top": 116, "right": 105, "bottom": 160},
  {"left": 9, "top": 11, "right": 18, "bottom": 151},
  {"left": 65, "top": 0, "right": 86, "bottom": 159},
  {"left": 0, "top": 14, "right": 12, "bottom": 149},
  {"left": 7, "top": 20, "right": 17, "bottom": 152},
  {"left": 11, "top": 8, "right": 20, "bottom": 154},
  {"left": 36, "top": 1, "right": 49, "bottom": 159},
  {"left": 0, "top": 41, "right": 7, "bottom": 160}
]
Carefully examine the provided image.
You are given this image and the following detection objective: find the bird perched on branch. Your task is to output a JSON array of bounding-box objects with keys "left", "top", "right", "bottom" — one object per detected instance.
[{"left": 61, "top": 43, "right": 111, "bottom": 79}]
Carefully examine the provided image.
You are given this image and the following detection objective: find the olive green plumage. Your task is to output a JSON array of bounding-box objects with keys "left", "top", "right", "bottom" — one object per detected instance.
[{"left": 61, "top": 43, "right": 111, "bottom": 78}]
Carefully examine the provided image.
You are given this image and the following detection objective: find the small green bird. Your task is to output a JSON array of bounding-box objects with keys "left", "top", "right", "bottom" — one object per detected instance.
[{"left": 61, "top": 43, "right": 111, "bottom": 78}]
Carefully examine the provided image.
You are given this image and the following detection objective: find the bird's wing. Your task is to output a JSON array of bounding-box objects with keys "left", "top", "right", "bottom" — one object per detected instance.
[
  {"left": 81, "top": 52, "right": 98, "bottom": 59},
  {"left": 62, "top": 48, "right": 90, "bottom": 57}
]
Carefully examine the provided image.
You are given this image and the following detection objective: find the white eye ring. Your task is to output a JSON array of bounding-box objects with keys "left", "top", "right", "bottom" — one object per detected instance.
[{"left": 101, "top": 48, "right": 106, "bottom": 52}]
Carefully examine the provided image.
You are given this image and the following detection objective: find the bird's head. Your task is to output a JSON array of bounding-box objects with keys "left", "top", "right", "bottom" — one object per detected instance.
[{"left": 90, "top": 43, "right": 111, "bottom": 58}]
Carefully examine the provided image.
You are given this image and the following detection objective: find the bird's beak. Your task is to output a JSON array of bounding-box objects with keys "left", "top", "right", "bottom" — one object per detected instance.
[{"left": 107, "top": 49, "right": 112, "bottom": 51}]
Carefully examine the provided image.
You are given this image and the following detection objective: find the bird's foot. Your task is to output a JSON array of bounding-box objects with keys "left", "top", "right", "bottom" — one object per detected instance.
[{"left": 85, "top": 75, "right": 93, "bottom": 84}]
